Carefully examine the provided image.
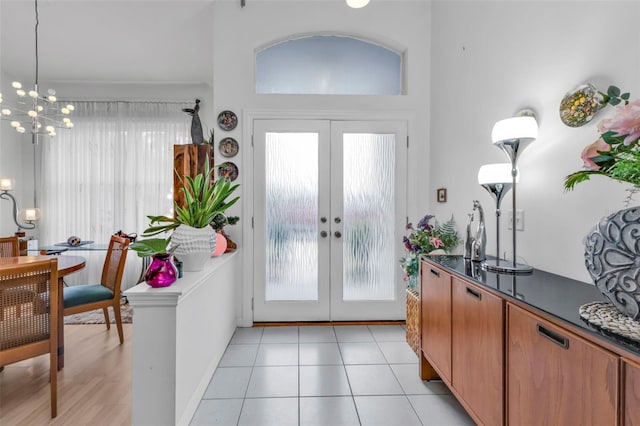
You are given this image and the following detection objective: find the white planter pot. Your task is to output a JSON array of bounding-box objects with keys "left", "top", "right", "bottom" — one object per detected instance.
[{"left": 171, "top": 224, "right": 216, "bottom": 272}]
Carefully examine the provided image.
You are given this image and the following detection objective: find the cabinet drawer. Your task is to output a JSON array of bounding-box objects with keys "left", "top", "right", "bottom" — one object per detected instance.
[
  {"left": 507, "top": 303, "right": 618, "bottom": 425},
  {"left": 420, "top": 262, "right": 451, "bottom": 382}
]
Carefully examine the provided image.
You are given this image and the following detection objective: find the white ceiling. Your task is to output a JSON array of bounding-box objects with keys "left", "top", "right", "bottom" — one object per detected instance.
[{"left": 0, "top": 0, "right": 215, "bottom": 85}]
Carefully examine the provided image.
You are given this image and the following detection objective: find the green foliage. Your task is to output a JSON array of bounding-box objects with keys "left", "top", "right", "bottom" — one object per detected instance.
[
  {"left": 130, "top": 238, "right": 172, "bottom": 258},
  {"left": 142, "top": 156, "right": 240, "bottom": 237}
]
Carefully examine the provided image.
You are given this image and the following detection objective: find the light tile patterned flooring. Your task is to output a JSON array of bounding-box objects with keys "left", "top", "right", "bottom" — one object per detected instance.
[{"left": 190, "top": 325, "right": 474, "bottom": 426}]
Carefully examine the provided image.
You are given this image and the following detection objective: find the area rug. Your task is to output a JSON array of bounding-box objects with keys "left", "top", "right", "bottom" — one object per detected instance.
[{"left": 64, "top": 298, "right": 133, "bottom": 325}]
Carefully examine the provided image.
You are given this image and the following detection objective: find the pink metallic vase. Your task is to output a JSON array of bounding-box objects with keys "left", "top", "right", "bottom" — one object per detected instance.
[{"left": 144, "top": 253, "right": 178, "bottom": 288}]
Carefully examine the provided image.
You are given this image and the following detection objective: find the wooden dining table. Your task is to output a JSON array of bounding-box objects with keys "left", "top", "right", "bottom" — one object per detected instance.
[{"left": 0, "top": 255, "right": 86, "bottom": 370}]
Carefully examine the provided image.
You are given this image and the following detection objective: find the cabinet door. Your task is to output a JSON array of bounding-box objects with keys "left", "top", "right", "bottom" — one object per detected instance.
[
  {"left": 507, "top": 303, "right": 618, "bottom": 425},
  {"left": 452, "top": 277, "right": 504, "bottom": 426},
  {"left": 624, "top": 359, "right": 640, "bottom": 425},
  {"left": 421, "top": 262, "right": 451, "bottom": 382}
]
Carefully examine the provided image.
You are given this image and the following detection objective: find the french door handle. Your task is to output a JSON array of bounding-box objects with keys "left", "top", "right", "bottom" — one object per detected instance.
[
  {"left": 334, "top": 231, "right": 342, "bottom": 238},
  {"left": 320, "top": 231, "right": 328, "bottom": 238},
  {"left": 334, "top": 217, "right": 342, "bottom": 224},
  {"left": 320, "top": 217, "right": 327, "bottom": 223}
]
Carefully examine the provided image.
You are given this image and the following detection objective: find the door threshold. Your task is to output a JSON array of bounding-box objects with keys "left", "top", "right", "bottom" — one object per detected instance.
[{"left": 252, "top": 320, "right": 406, "bottom": 327}]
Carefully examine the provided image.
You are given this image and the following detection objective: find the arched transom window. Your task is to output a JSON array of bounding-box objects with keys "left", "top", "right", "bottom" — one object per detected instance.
[{"left": 256, "top": 35, "right": 403, "bottom": 95}]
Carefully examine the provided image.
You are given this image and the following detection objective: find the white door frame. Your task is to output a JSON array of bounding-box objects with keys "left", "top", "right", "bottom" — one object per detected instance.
[{"left": 239, "top": 109, "right": 416, "bottom": 326}]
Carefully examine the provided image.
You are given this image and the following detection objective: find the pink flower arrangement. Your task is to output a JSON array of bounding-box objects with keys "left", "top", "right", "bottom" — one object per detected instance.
[{"left": 565, "top": 86, "right": 640, "bottom": 190}]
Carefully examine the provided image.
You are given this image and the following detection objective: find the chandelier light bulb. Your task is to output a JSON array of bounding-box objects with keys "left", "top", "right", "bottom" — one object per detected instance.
[
  {"left": 66, "top": 122, "right": 74, "bottom": 128},
  {"left": 61, "top": 107, "right": 70, "bottom": 115},
  {"left": 62, "top": 117, "right": 70, "bottom": 123},
  {"left": 1, "top": 108, "right": 11, "bottom": 115},
  {"left": 10, "top": 121, "right": 20, "bottom": 128},
  {"left": 66, "top": 104, "right": 75, "bottom": 111},
  {"left": 46, "top": 125, "right": 55, "bottom": 132},
  {"left": 16, "top": 89, "right": 26, "bottom": 97},
  {"left": 28, "top": 90, "right": 38, "bottom": 98},
  {"left": 12, "top": 81, "right": 22, "bottom": 89},
  {"left": 37, "top": 105, "right": 44, "bottom": 112},
  {"left": 27, "top": 110, "right": 38, "bottom": 118},
  {"left": 48, "top": 95, "right": 57, "bottom": 103},
  {"left": 17, "top": 127, "right": 25, "bottom": 133},
  {"left": 36, "top": 122, "right": 42, "bottom": 129}
]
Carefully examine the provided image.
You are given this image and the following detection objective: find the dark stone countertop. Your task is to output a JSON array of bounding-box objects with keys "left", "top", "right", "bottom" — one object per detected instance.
[{"left": 422, "top": 255, "right": 640, "bottom": 358}]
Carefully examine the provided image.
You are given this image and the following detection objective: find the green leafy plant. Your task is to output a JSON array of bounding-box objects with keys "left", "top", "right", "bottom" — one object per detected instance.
[
  {"left": 565, "top": 85, "right": 640, "bottom": 191},
  {"left": 211, "top": 213, "right": 240, "bottom": 232},
  {"left": 142, "top": 156, "right": 240, "bottom": 236},
  {"left": 130, "top": 238, "right": 176, "bottom": 257}
]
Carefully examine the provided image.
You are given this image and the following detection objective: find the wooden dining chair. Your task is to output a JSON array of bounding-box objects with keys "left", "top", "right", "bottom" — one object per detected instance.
[
  {"left": 63, "top": 235, "right": 130, "bottom": 344},
  {"left": 0, "top": 258, "right": 59, "bottom": 418},
  {"left": 0, "top": 236, "right": 19, "bottom": 257}
]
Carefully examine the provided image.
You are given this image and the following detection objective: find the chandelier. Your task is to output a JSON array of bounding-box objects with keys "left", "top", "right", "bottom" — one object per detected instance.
[{"left": 0, "top": 0, "right": 74, "bottom": 141}]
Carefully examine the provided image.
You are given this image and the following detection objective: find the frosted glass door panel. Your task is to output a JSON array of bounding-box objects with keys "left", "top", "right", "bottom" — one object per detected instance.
[
  {"left": 342, "top": 134, "right": 396, "bottom": 301},
  {"left": 265, "top": 132, "right": 319, "bottom": 301}
]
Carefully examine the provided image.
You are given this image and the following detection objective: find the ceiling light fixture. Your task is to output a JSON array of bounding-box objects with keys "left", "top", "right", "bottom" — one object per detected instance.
[
  {"left": 346, "top": 0, "right": 370, "bottom": 9},
  {"left": 0, "top": 0, "right": 74, "bottom": 142}
]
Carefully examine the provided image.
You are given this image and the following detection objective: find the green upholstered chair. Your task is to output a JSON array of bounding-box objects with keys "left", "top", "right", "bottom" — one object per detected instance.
[{"left": 63, "top": 235, "right": 130, "bottom": 344}]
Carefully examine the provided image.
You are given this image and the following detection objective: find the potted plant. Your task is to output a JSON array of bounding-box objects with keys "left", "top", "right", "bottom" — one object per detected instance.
[
  {"left": 141, "top": 156, "right": 240, "bottom": 271},
  {"left": 130, "top": 238, "right": 179, "bottom": 288},
  {"left": 211, "top": 213, "right": 240, "bottom": 253}
]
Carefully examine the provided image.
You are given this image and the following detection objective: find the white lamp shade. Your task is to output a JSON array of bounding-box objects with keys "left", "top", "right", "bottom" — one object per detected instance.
[
  {"left": 478, "top": 163, "right": 519, "bottom": 185},
  {"left": 491, "top": 116, "right": 538, "bottom": 144},
  {"left": 346, "top": 0, "right": 370, "bottom": 8},
  {"left": 0, "top": 177, "right": 15, "bottom": 191},
  {"left": 20, "top": 208, "right": 41, "bottom": 222}
]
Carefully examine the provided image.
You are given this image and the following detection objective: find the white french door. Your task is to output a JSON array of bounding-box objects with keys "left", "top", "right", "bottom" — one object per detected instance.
[{"left": 253, "top": 119, "right": 407, "bottom": 322}]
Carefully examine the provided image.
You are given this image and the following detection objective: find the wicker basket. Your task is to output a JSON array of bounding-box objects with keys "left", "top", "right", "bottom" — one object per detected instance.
[{"left": 406, "top": 288, "right": 420, "bottom": 357}]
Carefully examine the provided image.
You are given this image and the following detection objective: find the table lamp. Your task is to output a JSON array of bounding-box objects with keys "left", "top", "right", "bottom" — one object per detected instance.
[
  {"left": 488, "top": 113, "right": 537, "bottom": 274},
  {"left": 478, "top": 163, "right": 518, "bottom": 272}
]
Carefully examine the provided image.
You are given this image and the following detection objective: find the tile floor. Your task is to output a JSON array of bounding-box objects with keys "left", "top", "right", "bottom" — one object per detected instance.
[{"left": 190, "top": 325, "right": 474, "bottom": 426}]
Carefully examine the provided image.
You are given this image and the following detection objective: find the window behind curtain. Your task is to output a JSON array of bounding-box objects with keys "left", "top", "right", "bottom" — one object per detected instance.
[{"left": 39, "top": 101, "right": 190, "bottom": 287}]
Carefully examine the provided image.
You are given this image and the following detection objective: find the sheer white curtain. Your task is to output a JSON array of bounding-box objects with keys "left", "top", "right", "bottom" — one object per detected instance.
[{"left": 39, "top": 101, "right": 190, "bottom": 287}]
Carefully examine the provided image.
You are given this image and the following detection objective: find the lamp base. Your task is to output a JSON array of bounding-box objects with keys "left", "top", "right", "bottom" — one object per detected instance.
[{"left": 481, "top": 259, "right": 533, "bottom": 275}]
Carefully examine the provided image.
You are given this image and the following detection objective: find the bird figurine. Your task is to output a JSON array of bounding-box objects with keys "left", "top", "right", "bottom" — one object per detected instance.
[{"left": 182, "top": 99, "right": 204, "bottom": 145}]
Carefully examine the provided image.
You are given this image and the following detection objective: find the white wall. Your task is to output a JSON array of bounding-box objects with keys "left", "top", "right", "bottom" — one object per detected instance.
[
  {"left": 429, "top": 1, "right": 640, "bottom": 282},
  {"left": 0, "top": 67, "right": 36, "bottom": 239},
  {"left": 211, "top": 0, "right": 431, "bottom": 325}
]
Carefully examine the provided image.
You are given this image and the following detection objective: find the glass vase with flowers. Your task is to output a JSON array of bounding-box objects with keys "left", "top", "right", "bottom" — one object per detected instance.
[{"left": 400, "top": 214, "right": 459, "bottom": 291}]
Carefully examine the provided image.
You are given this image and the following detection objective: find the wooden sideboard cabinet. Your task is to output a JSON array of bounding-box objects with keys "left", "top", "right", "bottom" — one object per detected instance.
[
  {"left": 420, "top": 262, "right": 452, "bottom": 382},
  {"left": 507, "top": 303, "right": 618, "bottom": 425},
  {"left": 452, "top": 277, "right": 504, "bottom": 426},
  {"left": 418, "top": 256, "right": 640, "bottom": 425},
  {"left": 623, "top": 358, "right": 640, "bottom": 425}
]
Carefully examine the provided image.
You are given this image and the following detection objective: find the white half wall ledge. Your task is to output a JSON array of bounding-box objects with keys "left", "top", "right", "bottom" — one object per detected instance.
[{"left": 125, "top": 251, "right": 240, "bottom": 426}]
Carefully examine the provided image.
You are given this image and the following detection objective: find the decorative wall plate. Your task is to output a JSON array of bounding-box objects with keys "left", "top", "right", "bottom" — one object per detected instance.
[
  {"left": 219, "top": 137, "right": 239, "bottom": 157},
  {"left": 559, "top": 83, "right": 606, "bottom": 127},
  {"left": 217, "top": 110, "right": 238, "bottom": 131},
  {"left": 218, "top": 161, "right": 239, "bottom": 181}
]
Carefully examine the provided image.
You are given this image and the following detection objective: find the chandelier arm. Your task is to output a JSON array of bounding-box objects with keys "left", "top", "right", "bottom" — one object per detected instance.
[{"left": 0, "top": 191, "right": 36, "bottom": 230}]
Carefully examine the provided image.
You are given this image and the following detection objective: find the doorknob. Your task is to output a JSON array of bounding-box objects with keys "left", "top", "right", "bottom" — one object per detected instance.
[
  {"left": 320, "top": 217, "right": 327, "bottom": 223},
  {"left": 334, "top": 217, "right": 341, "bottom": 224},
  {"left": 334, "top": 231, "right": 342, "bottom": 238},
  {"left": 320, "top": 231, "right": 328, "bottom": 238}
]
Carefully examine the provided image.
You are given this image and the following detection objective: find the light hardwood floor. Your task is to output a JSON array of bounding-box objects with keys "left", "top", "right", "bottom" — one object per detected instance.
[{"left": 0, "top": 324, "right": 132, "bottom": 425}]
